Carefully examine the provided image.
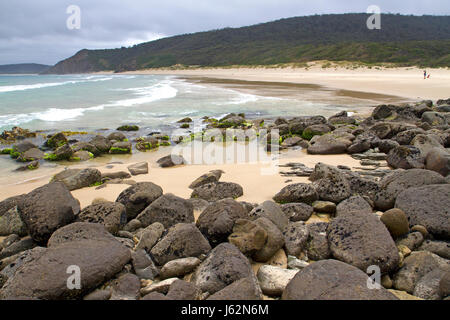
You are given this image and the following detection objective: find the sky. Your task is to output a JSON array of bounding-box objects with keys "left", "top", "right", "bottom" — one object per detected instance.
[{"left": 1, "top": 0, "right": 449, "bottom": 65}]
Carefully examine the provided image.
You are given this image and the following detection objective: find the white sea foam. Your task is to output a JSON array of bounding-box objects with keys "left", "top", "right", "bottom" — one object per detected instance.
[
  {"left": 0, "top": 80, "right": 179, "bottom": 127},
  {"left": 0, "top": 77, "right": 114, "bottom": 93},
  {"left": 0, "top": 105, "right": 106, "bottom": 127},
  {"left": 107, "top": 81, "right": 178, "bottom": 107}
]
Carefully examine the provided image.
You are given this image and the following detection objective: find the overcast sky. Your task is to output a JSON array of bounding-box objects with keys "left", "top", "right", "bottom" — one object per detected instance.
[{"left": 1, "top": 0, "right": 449, "bottom": 65}]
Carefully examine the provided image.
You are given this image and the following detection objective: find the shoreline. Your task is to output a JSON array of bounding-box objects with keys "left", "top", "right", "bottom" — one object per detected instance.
[
  {"left": 0, "top": 145, "right": 362, "bottom": 207},
  {"left": 115, "top": 64, "right": 450, "bottom": 101}
]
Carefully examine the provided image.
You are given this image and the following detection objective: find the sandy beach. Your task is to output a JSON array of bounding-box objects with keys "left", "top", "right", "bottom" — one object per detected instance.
[
  {"left": 0, "top": 147, "right": 362, "bottom": 211},
  {"left": 1, "top": 64, "right": 449, "bottom": 209},
  {"left": 121, "top": 63, "right": 450, "bottom": 102}
]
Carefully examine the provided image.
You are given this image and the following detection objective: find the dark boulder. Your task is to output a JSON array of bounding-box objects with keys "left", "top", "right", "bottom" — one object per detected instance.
[
  {"left": 282, "top": 259, "right": 398, "bottom": 300},
  {"left": 0, "top": 236, "right": 130, "bottom": 299},
  {"left": 17, "top": 182, "right": 79, "bottom": 244},
  {"left": 280, "top": 203, "right": 314, "bottom": 222},
  {"left": 395, "top": 184, "right": 450, "bottom": 240},
  {"left": 115, "top": 182, "right": 163, "bottom": 220},
  {"left": 76, "top": 202, "right": 127, "bottom": 235},
  {"left": 136, "top": 193, "right": 194, "bottom": 228},
  {"left": 191, "top": 243, "right": 256, "bottom": 295},
  {"left": 248, "top": 201, "right": 288, "bottom": 232},
  {"left": 387, "top": 145, "right": 425, "bottom": 169},
  {"left": 157, "top": 155, "right": 185, "bottom": 167},
  {"left": 328, "top": 212, "right": 400, "bottom": 273},
  {"left": 191, "top": 182, "right": 243, "bottom": 201},
  {"left": 150, "top": 223, "right": 211, "bottom": 266},
  {"left": 425, "top": 148, "right": 450, "bottom": 176},
  {"left": 196, "top": 199, "right": 248, "bottom": 246},
  {"left": 52, "top": 168, "right": 101, "bottom": 191},
  {"left": 273, "top": 183, "right": 318, "bottom": 205}
]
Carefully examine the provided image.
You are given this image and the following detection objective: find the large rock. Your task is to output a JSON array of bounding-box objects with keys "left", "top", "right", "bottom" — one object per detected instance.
[
  {"left": 191, "top": 182, "right": 243, "bottom": 201},
  {"left": 45, "top": 132, "right": 68, "bottom": 149},
  {"left": 283, "top": 221, "right": 309, "bottom": 258},
  {"left": 228, "top": 219, "right": 267, "bottom": 256},
  {"left": 395, "top": 184, "right": 450, "bottom": 240},
  {"left": 313, "top": 172, "right": 352, "bottom": 203},
  {"left": 17, "top": 148, "right": 44, "bottom": 162},
  {"left": 17, "top": 182, "right": 79, "bottom": 245},
  {"left": 115, "top": 182, "right": 163, "bottom": 220},
  {"left": 394, "top": 128, "right": 426, "bottom": 145},
  {"left": 422, "top": 111, "right": 448, "bottom": 126},
  {"left": 280, "top": 203, "right": 313, "bottom": 222},
  {"left": 76, "top": 202, "right": 127, "bottom": 235},
  {"left": 150, "top": 223, "right": 211, "bottom": 266},
  {"left": 307, "top": 134, "right": 349, "bottom": 154},
  {"left": 273, "top": 183, "right": 318, "bottom": 205},
  {"left": 107, "top": 131, "right": 127, "bottom": 141},
  {"left": 393, "top": 251, "right": 450, "bottom": 294},
  {"left": 196, "top": 199, "right": 248, "bottom": 246},
  {"left": 47, "top": 222, "right": 117, "bottom": 247},
  {"left": 157, "top": 155, "right": 185, "bottom": 167},
  {"left": 191, "top": 243, "right": 256, "bottom": 295},
  {"left": 52, "top": 143, "right": 74, "bottom": 161},
  {"left": 413, "top": 269, "right": 446, "bottom": 300},
  {"left": 0, "top": 236, "right": 130, "bottom": 299},
  {"left": 328, "top": 212, "right": 400, "bottom": 273},
  {"left": 380, "top": 208, "right": 410, "bottom": 239},
  {"left": 136, "top": 193, "right": 194, "bottom": 229},
  {"left": 12, "top": 141, "right": 36, "bottom": 154},
  {"left": 375, "top": 169, "right": 446, "bottom": 211},
  {"left": 372, "top": 105, "right": 396, "bottom": 120},
  {"left": 306, "top": 223, "right": 331, "bottom": 261},
  {"left": 110, "top": 141, "right": 132, "bottom": 154},
  {"left": 252, "top": 217, "right": 285, "bottom": 262},
  {"left": 425, "top": 148, "right": 450, "bottom": 176},
  {"left": 135, "top": 222, "right": 165, "bottom": 252},
  {"left": 52, "top": 168, "right": 101, "bottom": 191},
  {"left": 88, "top": 135, "right": 112, "bottom": 154},
  {"left": 411, "top": 134, "right": 445, "bottom": 156},
  {"left": 189, "top": 170, "right": 224, "bottom": 189},
  {"left": 282, "top": 259, "right": 398, "bottom": 300},
  {"left": 127, "top": 162, "right": 148, "bottom": 176},
  {"left": 336, "top": 195, "right": 372, "bottom": 216},
  {"left": 387, "top": 145, "right": 425, "bottom": 169},
  {"left": 248, "top": 201, "right": 288, "bottom": 232}
]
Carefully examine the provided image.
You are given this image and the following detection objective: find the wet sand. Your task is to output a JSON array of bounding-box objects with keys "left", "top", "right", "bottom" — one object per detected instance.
[
  {"left": 0, "top": 147, "right": 361, "bottom": 210},
  {"left": 122, "top": 64, "right": 450, "bottom": 101}
]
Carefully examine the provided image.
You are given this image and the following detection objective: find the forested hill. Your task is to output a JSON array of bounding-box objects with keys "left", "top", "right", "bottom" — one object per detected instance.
[
  {"left": 0, "top": 64, "right": 50, "bottom": 74},
  {"left": 44, "top": 13, "right": 450, "bottom": 74}
]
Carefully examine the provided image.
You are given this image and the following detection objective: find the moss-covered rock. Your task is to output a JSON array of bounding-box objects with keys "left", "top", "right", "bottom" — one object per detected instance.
[
  {"left": 45, "top": 132, "right": 68, "bottom": 149},
  {"left": 117, "top": 125, "right": 139, "bottom": 131}
]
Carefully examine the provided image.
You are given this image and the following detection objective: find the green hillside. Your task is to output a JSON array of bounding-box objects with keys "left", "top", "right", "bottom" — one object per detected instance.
[{"left": 45, "top": 13, "right": 450, "bottom": 74}]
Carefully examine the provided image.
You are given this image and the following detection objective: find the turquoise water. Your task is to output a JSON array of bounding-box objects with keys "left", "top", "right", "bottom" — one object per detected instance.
[{"left": 0, "top": 74, "right": 348, "bottom": 132}]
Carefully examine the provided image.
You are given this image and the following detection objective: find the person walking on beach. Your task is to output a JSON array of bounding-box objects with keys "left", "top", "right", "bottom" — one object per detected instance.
[{"left": 424, "top": 70, "right": 427, "bottom": 79}]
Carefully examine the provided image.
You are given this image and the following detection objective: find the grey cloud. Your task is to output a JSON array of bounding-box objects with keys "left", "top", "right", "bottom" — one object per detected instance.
[{"left": 0, "top": 0, "right": 449, "bottom": 65}]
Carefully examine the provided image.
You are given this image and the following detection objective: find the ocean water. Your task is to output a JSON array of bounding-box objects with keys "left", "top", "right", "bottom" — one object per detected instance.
[{"left": 0, "top": 74, "right": 352, "bottom": 133}]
